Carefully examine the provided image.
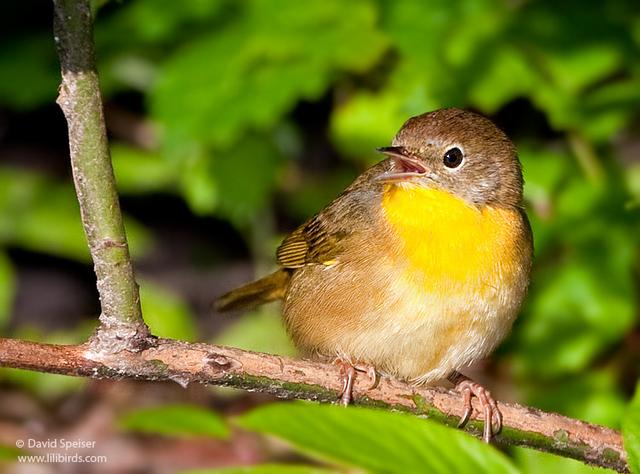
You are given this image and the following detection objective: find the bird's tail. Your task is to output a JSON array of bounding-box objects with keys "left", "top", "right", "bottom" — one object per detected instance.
[{"left": 215, "top": 269, "right": 291, "bottom": 312}]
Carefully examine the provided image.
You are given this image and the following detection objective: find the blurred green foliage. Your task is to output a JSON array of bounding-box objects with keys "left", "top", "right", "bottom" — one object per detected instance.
[
  {"left": 213, "top": 306, "right": 296, "bottom": 356},
  {"left": 1, "top": 0, "right": 639, "bottom": 472},
  {"left": 0, "top": 167, "right": 152, "bottom": 261},
  {"left": 183, "top": 465, "right": 338, "bottom": 474},
  {"left": 139, "top": 280, "right": 198, "bottom": 341},
  {"left": 0, "top": 444, "right": 23, "bottom": 462},
  {"left": 0, "top": 251, "right": 15, "bottom": 330},
  {"left": 624, "top": 384, "right": 640, "bottom": 474},
  {"left": 512, "top": 447, "right": 611, "bottom": 474},
  {"left": 119, "top": 403, "right": 230, "bottom": 438}
]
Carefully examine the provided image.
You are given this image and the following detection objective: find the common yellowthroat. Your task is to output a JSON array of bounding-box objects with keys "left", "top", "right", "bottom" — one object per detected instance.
[{"left": 217, "top": 108, "right": 533, "bottom": 442}]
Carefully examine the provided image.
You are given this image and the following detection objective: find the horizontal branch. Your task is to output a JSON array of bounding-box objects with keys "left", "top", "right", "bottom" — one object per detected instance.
[{"left": 0, "top": 337, "right": 626, "bottom": 472}]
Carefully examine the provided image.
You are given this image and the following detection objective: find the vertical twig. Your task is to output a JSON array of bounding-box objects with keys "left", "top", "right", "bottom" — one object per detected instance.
[{"left": 52, "top": 0, "right": 150, "bottom": 352}]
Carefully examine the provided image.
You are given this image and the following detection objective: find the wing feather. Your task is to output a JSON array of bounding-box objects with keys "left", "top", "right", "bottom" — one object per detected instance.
[{"left": 276, "top": 161, "right": 387, "bottom": 269}]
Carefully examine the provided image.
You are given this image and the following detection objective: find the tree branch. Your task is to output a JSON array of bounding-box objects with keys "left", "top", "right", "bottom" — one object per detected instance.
[
  {"left": 0, "top": 337, "right": 627, "bottom": 473},
  {"left": 52, "top": 0, "right": 149, "bottom": 352}
]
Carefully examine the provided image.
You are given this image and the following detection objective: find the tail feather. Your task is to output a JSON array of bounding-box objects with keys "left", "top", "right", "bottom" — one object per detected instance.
[{"left": 215, "top": 269, "right": 290, "bottom": 312}]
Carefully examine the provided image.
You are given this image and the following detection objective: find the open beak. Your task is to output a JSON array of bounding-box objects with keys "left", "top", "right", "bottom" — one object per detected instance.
[{"left": 376, "top": 146, "right": 429, "bottom": 183}]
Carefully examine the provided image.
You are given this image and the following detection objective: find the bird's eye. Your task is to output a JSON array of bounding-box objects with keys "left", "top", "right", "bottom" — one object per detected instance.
[{"left": 443, "top": 147, "right": 464, "bottom": 169}]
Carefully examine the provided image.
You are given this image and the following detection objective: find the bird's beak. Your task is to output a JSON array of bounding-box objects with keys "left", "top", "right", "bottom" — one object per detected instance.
[{"left": 376, "top": 146, "right": 429, "bottom": 183}]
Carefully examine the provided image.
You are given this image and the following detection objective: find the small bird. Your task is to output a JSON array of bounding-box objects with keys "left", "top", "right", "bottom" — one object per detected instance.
[{"left": 216, "top": 108, "right": 533, "bottom": 442}]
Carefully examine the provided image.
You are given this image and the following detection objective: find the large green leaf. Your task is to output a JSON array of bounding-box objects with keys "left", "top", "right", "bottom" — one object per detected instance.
[
  {"left": 182, "top": 465, "right": 337, "bottom": 474},
  {"left": 237, "top": 402, "right": 519, "bottom": 474},
  {"left": 119, "top": 404, "right": 229, "bottom": 439},
  {"left": 623, "top": 384, "right": 640, "bottom": 474}
]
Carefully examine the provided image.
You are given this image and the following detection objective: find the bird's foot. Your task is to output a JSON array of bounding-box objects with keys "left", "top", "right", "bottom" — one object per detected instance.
[
  {"left": 448, "top": 371, "right": 502, "bottom": 443},
  {"left": 333, "top": 358, "right": 378, "bottom": 406}
]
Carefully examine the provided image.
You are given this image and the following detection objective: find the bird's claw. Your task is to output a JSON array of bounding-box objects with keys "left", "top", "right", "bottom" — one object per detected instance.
[
  {"left": 451, "top": 375, "right": 502, "bottom": 443},
  {"left": 333, "top": 359, "right": 378, "bottom": 406}
]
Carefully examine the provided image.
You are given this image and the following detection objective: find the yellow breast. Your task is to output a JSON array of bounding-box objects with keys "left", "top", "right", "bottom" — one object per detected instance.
[{"left": 381, "top": 184, "right": 521, "bottom": 294}]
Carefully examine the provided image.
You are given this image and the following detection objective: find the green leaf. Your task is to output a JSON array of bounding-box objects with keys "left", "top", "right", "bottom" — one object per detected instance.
[
  {"left": 623, "top": 383, "right": 640, "bottom": 474},
  {"left": 467, "top": 45, "right": 539, "bottom": 113},
  {"left": 514, "top": 258, "right": 634, "bottom": 378},
  {"left": 520, "top": 147, "right": 572, "bottom": 205},
  {"left": 523, "top": 371, "right": 625, "bottom": 428},
  {"left": 176, "top": 135, "right": 284, "bottom": 223},
  {"left": 0, "top": 35, "right": 59, "bottom": 109},
  {"left": 119, "top": 404, "right": 229, "bottom": 438},
  {"left": 139, "top": 281, "right": 197, "bottom": 341},
  {"left": 627, "top": 163, "right": 640, "bottom": 201},
  {"left": 214, "top": 307, "right": 296, "bottom": 357},
  {"left": 111, "top": 143, "right": 177, "bottom": 194},
  {"left": 0, "top": 167, "right": 152, "bottom": 261},
  {"left": 0, "top": 251, "right": 15, "bottom": 330},
  {"left": 95, "top": 0, "right": 228, "bottom": 47},
  {"left": 384, "top": 0, "right": 505, "bottom": 70},
  {"left": 94, "top": 0, "right": 230, "bottom": 94},
  {"left": 152, "top": 0, "right": 387, "bottom": 148},
  {"left": 542, "top": 44, "right": 622, "bottom": 96},
  {"left": 0, "top": 168, "right": 88, "bottom": 261},
  {"left": 512, "top": 166, "right": 637, "bottom": 381},
  {"left": 0, "top": 368, "right": 85, "bottom": 400},
  {"left": 178, "top": 147, "right": 219, "bottom": 215},
  {"left": 182, "top": 465, "right": 337, "bottom": 474},
  {"left": 211, "top": 136, "right": 283, "bottom": 225},
  {"left": 513, "top": 446, "right": 610, "bottom": 474},
  {"left": 330, "top": 0, "right": 511, "bottom": 160},
  {"left": 283, "top": 168, "right": 357, "bottom": 220},
  {"left": 330, "top": 88, "right": 407, "bottom": 162},
  {"left": 330, "top": 60, "right": 441, "bottom": 161},
  {"left": 236, "top": 402, "right": 519, "bottom": 474},
  {"left": 0, "top": 444, "right": 23, "bottom": 461}
]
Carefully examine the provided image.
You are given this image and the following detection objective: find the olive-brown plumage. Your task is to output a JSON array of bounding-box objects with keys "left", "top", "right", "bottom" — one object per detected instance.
[{"left": 216, "top": 108, "right": 533, "bottom": 441}]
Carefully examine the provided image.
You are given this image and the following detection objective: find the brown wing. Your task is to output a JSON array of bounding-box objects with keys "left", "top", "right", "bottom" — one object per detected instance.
[
  {"left": 276, "top": 160, "right": 389, "bottom": 269},
  {"left": 276, "top": 215, "right": 348, "bottom": 268}
]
